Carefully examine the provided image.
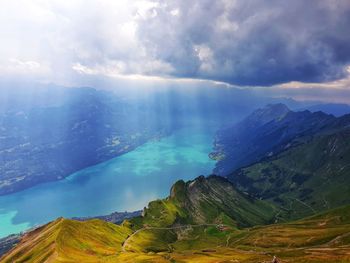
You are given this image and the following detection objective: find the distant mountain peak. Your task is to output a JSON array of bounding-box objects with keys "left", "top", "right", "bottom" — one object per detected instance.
[
  {"left": 244, "top": 103, "right": 290, "bottom": 127},
  {"left": 264, "top": 103, "right": 290, "bottom": 111},
  {"left": 252, "top": 103, "right": 290, "bottom": 117},
  {"left": 300, "top": 103, "right": 350, "bottom": 117}
]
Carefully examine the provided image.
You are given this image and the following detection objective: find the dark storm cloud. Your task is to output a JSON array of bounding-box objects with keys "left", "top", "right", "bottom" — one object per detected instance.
[
  {"left": 2, "top": 0, "right": 350, "bottom": 89},
  {"left": 136, "top": 0, "right": 350, "bottom": 85}
]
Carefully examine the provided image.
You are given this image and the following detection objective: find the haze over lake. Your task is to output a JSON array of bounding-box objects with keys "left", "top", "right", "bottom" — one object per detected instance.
[{"left": 0, "top": 125, "right": 217, "bottom": 238}]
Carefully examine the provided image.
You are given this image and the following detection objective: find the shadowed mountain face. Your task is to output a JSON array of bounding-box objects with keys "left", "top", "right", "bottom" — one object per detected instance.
[
  {"left": 301, "top": 103, "right": 350, "bottom": 117},
  {"left": 211, "top": 103, "right": 350, "bottom": 176},
  {"left": 210, "top": 104, "right": 350, "bottom": 219},
  {"left": 0, "top": 88, "right": 177, "bottom": 195},
  {"left": 229, "top": 127, "right": 350, "bottom": 219}
]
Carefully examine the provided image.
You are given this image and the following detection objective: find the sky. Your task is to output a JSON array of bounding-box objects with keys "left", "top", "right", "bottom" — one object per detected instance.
[{"left": 1, "top": 0, "right": 350, "bottom": 103}]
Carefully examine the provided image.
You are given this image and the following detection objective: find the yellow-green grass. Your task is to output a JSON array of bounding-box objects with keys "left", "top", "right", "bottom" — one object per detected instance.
[
  {"left": 2, "top": 215, "right": 350, "bottom": 263},
  {"left": 120, "top": 206, "right": 350, "bottom": 262},
  {"left": 2, "top": 202, "right": 350, "bottom": 262},
  {"left": 132, "top": 199, "right": 184, "bottom": 229},
  {"left": 1, "top": 218, "right": 132, "bottom": 263},
  {"left": 115, "top": 247, "right": 272, "bottom": 263}
]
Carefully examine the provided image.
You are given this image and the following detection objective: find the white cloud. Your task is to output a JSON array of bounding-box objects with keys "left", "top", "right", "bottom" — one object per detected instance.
[
  {"left": 0, "top": 0, "right": 165, "bottom": 84},
  {"left": 194, "top": 45, "right": 215, "bottom": 73},
  {"left": 0, "top": 57, "right": 50, "bottom": 78},
  {"left": 0, "top": 0, "right": 350, "bottom": 104},
  {"left": 8, "top": 59, "right": 41, "bottom": 71},
  {"left": 170, "top": 8, "right": 180, "bottom": 16},
  {"left": 134, "top": 0, "right": 159, "bottom": 19}
]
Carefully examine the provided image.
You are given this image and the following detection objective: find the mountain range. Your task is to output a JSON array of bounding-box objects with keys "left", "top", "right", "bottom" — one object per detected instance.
[
  {"left": 1, "top": 82, "right": 349, "bottom": 196},
  {"left": 211, "top": 104, "right": 350, "bottom": 219},
  {"left": 211, "top": 103, "right": 350, "bottom": 176},
  {"left": 1, "top": 103, "right": 350, "bottom": 262},
  {"left": 0, "top": 87, "right": 174, "bottom": 195}
]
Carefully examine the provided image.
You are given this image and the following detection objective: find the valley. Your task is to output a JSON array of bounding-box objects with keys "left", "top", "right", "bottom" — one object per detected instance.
[
  {"left": 0, "top": 126, "right": 217, "bottom": 238},
  {"left": 0, "top": 87, "right": 175, "bottom": 195},
  {"left": 1, "top": 103, "right": 350, "bottom": 262},
  {"left": 2, "top": 1, "right": 350, "bottom": 261}
]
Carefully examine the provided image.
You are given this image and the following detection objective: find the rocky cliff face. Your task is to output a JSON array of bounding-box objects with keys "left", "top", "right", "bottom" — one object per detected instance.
[
  {"left": 130, "top": 175, "right": 278, "bottom": 230},
  {"left": 167, "top": 175, "right": 277, "bottom": 227}
]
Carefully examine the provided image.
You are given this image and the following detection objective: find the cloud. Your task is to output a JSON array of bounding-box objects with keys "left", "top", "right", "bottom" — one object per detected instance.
[
  {"left": 136, "top": 0, "right": 350, "bottom": 85},
  {"left": 250, "top": 71, "right": 350, "bottom": 104},
  {"left": 0, "top": 0, "right": 350, "bottom": 88},
  {"left": 0, "top": 0, "right": 159, "bottom": 82}
]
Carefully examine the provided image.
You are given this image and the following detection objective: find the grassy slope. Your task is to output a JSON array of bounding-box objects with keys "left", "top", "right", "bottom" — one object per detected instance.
[
  {"left": 229, "top": 129, "right": 350, "bottom": 220},
  {"left": 2, "top": 208, "right": 350, "bottom": 262},
  {"left": 2, "top": 180, "right": 350, "bottom": 263},
  {"left": 1, "top": 218, "right": 131, "bottom": 263},
  {"left": 130, "top": 175, "right": 277, "bottom": 230},
  {"left": 119, "top": 205, "right": 350, "bottom": 262}
]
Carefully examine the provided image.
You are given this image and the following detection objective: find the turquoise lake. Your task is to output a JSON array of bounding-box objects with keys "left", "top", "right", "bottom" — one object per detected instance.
[{"left": 0, "top": 126, "right": 217, "bottom": 238}]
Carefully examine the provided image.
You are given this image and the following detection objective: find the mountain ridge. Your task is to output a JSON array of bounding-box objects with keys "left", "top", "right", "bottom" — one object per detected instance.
[
  {"left": 2, "top": 177, "right": 350, "bottom": 262},
  {"left": 208, "top": 103, "right": 350, "bottom": 219},
  {"left": 211, "top": 103, "right": 350, "bottom": 176}
]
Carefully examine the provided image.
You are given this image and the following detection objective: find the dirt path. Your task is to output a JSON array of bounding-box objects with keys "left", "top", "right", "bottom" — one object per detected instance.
[{"left": 121, "top": 224, "right": 221, "bottom": 252}]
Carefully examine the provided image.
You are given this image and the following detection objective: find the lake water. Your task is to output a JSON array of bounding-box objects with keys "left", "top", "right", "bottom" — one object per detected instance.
[{"left": 0, "top": 126, "right": 217, "bottom": 238}]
